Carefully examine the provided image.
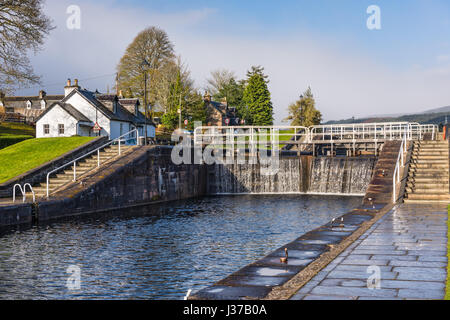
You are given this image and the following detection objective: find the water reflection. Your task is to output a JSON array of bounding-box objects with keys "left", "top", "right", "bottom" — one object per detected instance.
[{"left": 0, "top": 195, "right": 361, "bottom": 299}]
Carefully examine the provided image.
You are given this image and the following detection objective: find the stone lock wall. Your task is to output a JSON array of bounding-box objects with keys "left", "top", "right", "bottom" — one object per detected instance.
[{"left": 37, "top": 146, "right": 207, "bottom": 221}]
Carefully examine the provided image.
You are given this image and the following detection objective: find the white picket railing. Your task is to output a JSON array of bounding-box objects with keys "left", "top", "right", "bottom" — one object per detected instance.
[{"left": 45, "top": 129, "right": 139, "bottom": 198}]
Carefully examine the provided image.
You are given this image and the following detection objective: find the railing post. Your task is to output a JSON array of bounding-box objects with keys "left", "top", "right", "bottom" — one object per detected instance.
[
  {"left": 97, "top": 149, "right": 100, "bottom": 167},
  {"left": 73, "top": 161, "right": 76, "bottom": 182},
  {"left": 119, "top": 139, "right": 121, "bottom": 155},
  {"left": 46, "top": 174, "right": 50, "bottom": 198},
  {"left": 393, "top": 178, "right": 396, "bottom": 203}
]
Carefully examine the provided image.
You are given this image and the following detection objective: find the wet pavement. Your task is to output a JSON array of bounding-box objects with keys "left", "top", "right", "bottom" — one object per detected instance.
[{"left": 291, "top": 203, "right": 448, "bottom": 300}]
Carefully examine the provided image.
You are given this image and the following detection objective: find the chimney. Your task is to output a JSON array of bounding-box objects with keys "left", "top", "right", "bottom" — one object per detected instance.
[
  {"left": 203, "top": 91, "right": 211, "bottom": 103},
  {"left": 64, "top": 78, "right": 80, "bottom": 97},
  {"left": 39, "top": 90, "right": 46, "bottom": 99}
]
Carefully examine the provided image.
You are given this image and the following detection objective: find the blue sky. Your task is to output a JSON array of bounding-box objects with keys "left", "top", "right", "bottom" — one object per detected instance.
[{"left": 18, "top": 0, "right": 450, "bottom": 122}]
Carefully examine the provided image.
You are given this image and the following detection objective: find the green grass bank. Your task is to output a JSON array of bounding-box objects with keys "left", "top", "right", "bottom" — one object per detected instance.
[
  {"left": 0, "top": 122, "right": 35, "bottom": 149},
  {"left": 0, "top": 136, "right": 95, "bottom": 184}
]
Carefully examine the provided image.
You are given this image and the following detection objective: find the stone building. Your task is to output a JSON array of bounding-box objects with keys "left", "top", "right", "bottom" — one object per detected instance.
[
  {"left": 0, "top": 90, "right": 64, "bottom": 123},
  {"left": 204, "top": 92, "right": 239, "bottom": 126}
]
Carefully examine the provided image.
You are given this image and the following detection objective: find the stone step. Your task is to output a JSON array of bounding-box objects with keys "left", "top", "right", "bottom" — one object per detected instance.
[
  {"left": 414, "top": 141, "right": 448, "bottom": 144},
  {"left": 410, "top": 159, "right": 448, "bottom": 164},
  {"left": 405, "top": 187, "right": 449, "bottom": 194},
  {"left": 413, "top": 148, "right": 448, "bottom": 152},
  {"left": 408, "top": 178, "right": 448, "bottom": 184},
  {"left": 408, "top": 169, "right": 449, "bottom": 176},
  {"left": 406, "top": 180, "right": 449, "bottom": 190},
  {"left": 414, "top": 145, "right": 448, "bottom": 148},
  {"left": 408, "top": 174, "right": 448, "bottom": 180},
  {"left": 409, "top": 163, "right": 448, "bottom": 169},
  {"left": 404, "top": 199, "right": 450, "bottom": 204},
  {"left": 405, "top": 193, "right": 450, "bottom": 200},
  {"left": 411, "top": 154, "right": 448, "bottom": 158},
  {"left": 413, "top": 153, "right": 448, "bottom": 157}
]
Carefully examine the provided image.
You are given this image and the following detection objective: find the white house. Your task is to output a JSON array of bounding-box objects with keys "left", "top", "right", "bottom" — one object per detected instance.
[{"left": 35, "top": 79, "right": 155, "bottom": 140}]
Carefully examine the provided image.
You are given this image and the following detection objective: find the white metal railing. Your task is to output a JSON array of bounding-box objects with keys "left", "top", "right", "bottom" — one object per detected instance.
[
  {"left": 310, "top": 122, "right": 411, "bottom": 142},
  {"left": 194, "top": 126, "right": 309, "bottom": 146},
  {"left": 193, "top": 122, "right": 438, "bottom": 147},
  {"left": 45, "top": 129, "right": 139, "bottom": 198},
  {"left": 13, "top": 183, "right": 35, "bottom": 203},
  {"left": 392, "top": 128, "right": 408, "bottom": 203}
]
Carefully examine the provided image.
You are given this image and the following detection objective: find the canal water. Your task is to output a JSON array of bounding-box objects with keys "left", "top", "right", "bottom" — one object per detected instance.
[{"left": 0, "top": 195, "right": 362, "bottom": 299}]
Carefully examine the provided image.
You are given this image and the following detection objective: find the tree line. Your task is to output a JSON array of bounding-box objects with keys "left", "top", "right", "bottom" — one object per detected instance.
[{"left": 0, "top": 2, "right": 322, "bottom": 129}]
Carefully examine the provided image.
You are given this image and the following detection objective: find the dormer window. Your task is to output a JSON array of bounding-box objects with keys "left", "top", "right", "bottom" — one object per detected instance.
[
  {"left": 26, "top": 100, "right": 32, "bottom": 109},
  {"left": 40, "top": 100, "right": 46, "bottom": 110}
]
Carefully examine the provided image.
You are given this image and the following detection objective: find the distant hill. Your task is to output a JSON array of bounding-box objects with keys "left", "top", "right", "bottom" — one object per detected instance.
[
  {"left": 420, "top": 106, "right": 450, "bottom": 114},
  {"left": 326, "top": 110, "right": 450, "bottom": 125}
]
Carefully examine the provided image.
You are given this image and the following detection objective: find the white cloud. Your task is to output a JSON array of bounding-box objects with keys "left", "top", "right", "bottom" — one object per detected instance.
[{"left": 20, "top": 0, "right": 450, "bottom": 123}]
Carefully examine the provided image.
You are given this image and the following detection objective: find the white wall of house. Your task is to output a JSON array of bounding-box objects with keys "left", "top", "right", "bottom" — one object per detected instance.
[
  {"left": 110, "top": 120, "right": 133, "bottom": 140},
  {"left": 64, "top": 93, "right": 111, "bottom": 137},
  {"left": 36, "top": 105, "right": 78, "bottom": 137}
]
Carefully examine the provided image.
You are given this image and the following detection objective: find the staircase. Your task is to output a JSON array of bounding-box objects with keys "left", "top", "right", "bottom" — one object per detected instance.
[
  {"left": 404, "top": 140, "right": 450, "bottom": 203},
  {"left": 27, "top": 144, "right": 136, "bottom": 199}
]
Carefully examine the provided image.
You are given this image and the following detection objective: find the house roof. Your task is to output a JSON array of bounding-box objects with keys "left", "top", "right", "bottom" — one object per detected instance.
[
  {"left": 2, "top": 95, "right": 64, "bottom": 109},
  {"left": 63, "top": 88, "right": 155, "bottom": 126},
  {"left": 63, "top": 89, "right": 120, "bottom": 121},
  {"left": 35, "top": 102, "right": 91, "bottom": 123}
]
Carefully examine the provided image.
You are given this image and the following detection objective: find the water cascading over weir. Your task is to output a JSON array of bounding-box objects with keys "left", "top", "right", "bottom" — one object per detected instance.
[{"left": 207, "top": 156, "right": 376, "bottom": 196}]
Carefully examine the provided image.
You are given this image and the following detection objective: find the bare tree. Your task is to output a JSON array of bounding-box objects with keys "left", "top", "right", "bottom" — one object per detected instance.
[
  {"left": 205, "top": 69, "right": 236, "bottom": 96},
  {"left": 0, "top": 0, "right": 54, "bottom": 93},
  {"left": 116, "top": 26, "right": 175, "bottom": 104},
  {"left": 151, "top": 56, "right": 194, "bottom": 113}
]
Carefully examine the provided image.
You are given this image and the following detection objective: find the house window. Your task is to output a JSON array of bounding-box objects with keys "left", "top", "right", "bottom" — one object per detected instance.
[
  {"left": 58, "top": 124, "right": 64, "bottom": 135},
  {"left": 43, "top": 124, "right": 49, "bottom": 135}
]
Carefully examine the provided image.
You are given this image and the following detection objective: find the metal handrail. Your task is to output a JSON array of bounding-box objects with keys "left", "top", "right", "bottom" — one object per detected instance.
[
  {"left": 392, "top": 128, "right": 408, "bottom": 203},
  {"left": 13, "top": 184, "right": 23, "bottom": 203},
  {"left": 193, "top": 122, "right": 438, "bottom": 147},
  {"left": 45, "top": 128, "right": 139, "bottom": 198},
  {"left": 23, "top": 183, "right": 35, "bottom": 203},
  {"left": 12, "top": 183, "right": 35, "bottom": 203}
]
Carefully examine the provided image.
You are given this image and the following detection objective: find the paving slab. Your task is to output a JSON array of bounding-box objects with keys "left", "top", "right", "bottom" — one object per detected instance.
[{"left": 291, "top": 203, "right": 448, "bottom": 300}]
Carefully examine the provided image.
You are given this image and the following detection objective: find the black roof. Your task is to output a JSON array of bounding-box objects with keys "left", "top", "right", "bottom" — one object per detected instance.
[
  {"left": 62, "top": 89, "right": 155, "bottom": 126},
  {"left": 35, "top": 102, "right": 91, "bottom": 123}
]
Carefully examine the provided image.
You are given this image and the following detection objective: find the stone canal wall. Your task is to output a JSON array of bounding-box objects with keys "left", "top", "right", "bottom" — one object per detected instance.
[{"left": 36, "top": 146, "right": 207, "bottom": 221}]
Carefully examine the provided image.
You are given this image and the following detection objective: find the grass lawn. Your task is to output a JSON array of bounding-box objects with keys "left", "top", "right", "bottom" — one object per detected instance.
[
  {"left": 0, "top": 122, "right": 35, "bottom": 149},
  {"left": 0, "top": 136, "right": 95, "bottom": 184},
  {"left": 446, "top": 204, "right": 450, "bottom": 300}
]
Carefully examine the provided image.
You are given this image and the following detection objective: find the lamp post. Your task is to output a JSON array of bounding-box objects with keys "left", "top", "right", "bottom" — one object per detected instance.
[{"left": 141, "top": 59, "right": 150, "bottom": 145}]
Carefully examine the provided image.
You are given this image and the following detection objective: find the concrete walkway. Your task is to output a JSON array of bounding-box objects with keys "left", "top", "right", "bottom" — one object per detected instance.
[{"left": 291, "top": 203, "right": 448, "bottom": 300}]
